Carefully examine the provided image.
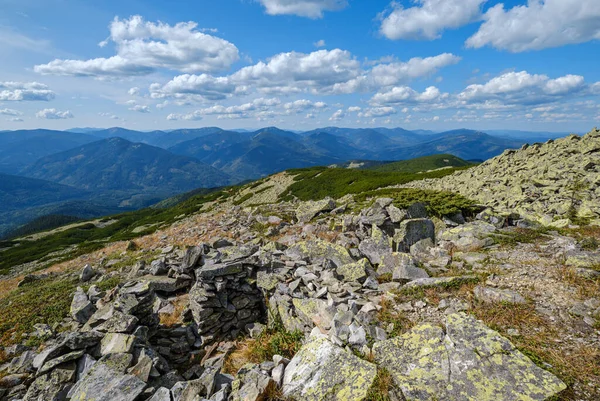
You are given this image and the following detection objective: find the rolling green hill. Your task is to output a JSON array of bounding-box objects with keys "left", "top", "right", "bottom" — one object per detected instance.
[{"left": 367, "top": 154, "right": 474, "bottom": 173}]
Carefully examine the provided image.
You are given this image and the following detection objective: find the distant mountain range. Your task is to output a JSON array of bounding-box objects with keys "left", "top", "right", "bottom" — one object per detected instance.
[{"left": 0, "top": 125, "right": 576, "bottom": 236}]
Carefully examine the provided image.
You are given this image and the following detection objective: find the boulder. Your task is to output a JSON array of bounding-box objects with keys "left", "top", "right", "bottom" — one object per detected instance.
[
  {"left": 24, "top": 362, "right": 76, "bottom": 401},
  {"left": 230, "top": 364, "right": 275, "bottom": 401},
  {"left": 381, "top": 253, "right": 429, "bottom": 282},
  {"left": 80, "top": 264, "right": 95, "bottom": 282},
  {"left": 67, "top": 362, "right": 146, "bottom": 401},
  {"left": 148, "top": 387, "right": 171, "bottom": 401},
  {"left": 282, "top": 335, "right": 376, "bottom": 400},
  {"left": 100, "top": 333, "right": 137, "bottom": 355},
  {"left": 70, "top": 287, "right": 96, "bottom": 324},
  {"left": 373, "top": 313, "right": 566, "bottom": 401},
  {"left": 296, "top": 198, "right": 336, "bottom": 222},
  {"left": 358, "top": 226, "right": 392, "bottom": 265},
  {"left": 336, "top": 258, "right": 370, "bottom": 283},
  {"left": 286, "top": 240, "right": 354, "bottom": 268},
  {"left": 473, "top": 286, "right": 527, "bottom": 304},
  {"left": 393, "top": 219, "right": 435, "bottom": 253}
]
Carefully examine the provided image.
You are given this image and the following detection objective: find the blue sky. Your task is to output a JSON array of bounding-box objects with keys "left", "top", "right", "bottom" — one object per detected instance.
[{"left": 1, "top": 0, "right": 599, "bottom": 132}]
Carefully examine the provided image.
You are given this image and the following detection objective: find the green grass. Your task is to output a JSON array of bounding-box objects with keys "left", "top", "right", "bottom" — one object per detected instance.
[
  {"left": 0, "top": 277, "right": 77, "bottom": 353},
  {"left": 0, "top": 185, "right": 240, "bottom": 275},
  {"left": 354, "top": 187, "right": 478, "bottom": 218},
  {"left": 368, "top": 154, "right": 474, "bottom": 174},
  {"left": 490, "top": 227, "right": 551, "bottom": 246},
  {"left": 279, "top": 165, "right": 472, "bottom": 203}
]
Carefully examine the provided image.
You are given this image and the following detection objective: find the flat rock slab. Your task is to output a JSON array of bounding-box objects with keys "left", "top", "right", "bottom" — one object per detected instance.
[
  {"left": 474, "top": 286, "right": 527, "bottom": 304},
  {"left": 402, "top": 275, "right": 478, "bottom": 289},
  {"left": 296, "top": 198, "right": 336, "bottom": 223},
  {"left": 373, "top": 312, "right": 566, "bottom": 401},
  {"left": 283, "top": 335, "right": 376, "bottom": 400},
  {"left": 286, "top": 240, "right": 354, "bottom": 268},
  {"left": 68, "top": 363, "right": 146, "bottom": 401}
]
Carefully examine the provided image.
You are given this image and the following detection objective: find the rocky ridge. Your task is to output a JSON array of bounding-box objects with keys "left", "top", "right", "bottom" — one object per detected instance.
[
  {"left": 404, "top": 128, "right": 600, "bottom": 227},
  {"left": 3, "top": 193, "right": 599, "bottom": 400}
]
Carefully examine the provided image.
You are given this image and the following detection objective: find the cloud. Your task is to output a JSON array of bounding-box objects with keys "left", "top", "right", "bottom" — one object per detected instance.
[
  {"left": 347, "top": 106, "right": 361, "bottom": 112},
  {"left": 359, "top": 107, "right": 397, "bottom": 118},
  {"left": 8, "top": 117, "right": 24, "bottom": 122},
  {"left": 314, "top": 39, "right": 326, "bottom": 47},
  {"left": 150, "top": 50, "right": 460, "bottom": 101},
  {"left": 371, "top": 86, "right": 448, "bottom": 105},
  {"left": 36, "top": 108, "right": 74, "bottom": 119},
  {"left": 466, "top": 0, "right": 600, "bottom": 52},
  {"left": 129, "top": 104, "right": 150, "bottom": 113},
  {"left": 34, "top": 15, "right": 239, "bottom": 78},
  {"left": 99, "top": 112, "right": 119, "bottom": 119},
  {"left": 0, "top": 82, "right": 55, "bottom": 101},
  {"left": 231, "top": 49, "right": 361, "bottom": 94},
  {"left": 0, "top": 108, "right": 23, "bottom": 116},
  {"left": 128, "top": 87, "right": 140, "bottom": 96},
  {"left": 458, "top": 71, "right": 587, "bottom": 105},
  {"left": 283, "top": 99, "right": 327, "bottom": 113},
  {"left": 258, "top": 0, "right": 348, "bottom": 18},
  {"left": 380, "top": 0, "right": 486, "bottom": 40},
  {"left": 151, "top": 74, "right": 239, "bottom": 101},
  {"left": 167, "top": 97, "right": 281, "bottom": 120},
  {"left": 329, "top": 109, "right": 345, "bottom": 121}
]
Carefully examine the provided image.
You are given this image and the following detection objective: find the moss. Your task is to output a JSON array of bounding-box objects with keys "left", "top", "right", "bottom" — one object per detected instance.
[{"left": 0, "top": 277, "right": 77, "bottom": 350}]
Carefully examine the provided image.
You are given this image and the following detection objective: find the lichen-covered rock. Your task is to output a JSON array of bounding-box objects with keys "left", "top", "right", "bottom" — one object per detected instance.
[
  {"left": 380, "top": 252, "right": 429, "bottom": 282},
  {"left": 67, "top": 362, "right": 146, "bottom": 401},
  {"left": 24, "top": 361, "right": 76, "bottom": 401},
  {"left": 296, "top": 197, "right": 336, "bottom": 222},
  {"left": 100, "top": 333, "right": 136, "bottom": 355},
  {"left": 230, "top": 364, "right": 275, "bottom": 401},
  {"left": 474, "top": 286, "right": 527, "bottom": 304},
  {"left": 402, "top": 275, "right": 477, "bottom": 289},
  {"left": 282, "top": 335, "right": 376, "bottom": 400},
  {"left": 393, "top": 219, "right": 435, "bottom": 253},
  {"left": 358, "top": 226, "right": 392, "bottom": 265},
  {"left": 404, "top": 129, "right": 600, "bottom": 225},
  {"left": 373, "top": 313, "right": 566, "bottom": 401},
  {"left": 292, "top": 298, "right": 336, "bottom": 331},
  {"left": 286, "top": 239, "right": 354, "bottom": 267},
  {"left": 439, "top": 222, "right": 496, "bottom": 251},
  {"left": 336, "top": 258, "right": 370, "bottom": 283}
]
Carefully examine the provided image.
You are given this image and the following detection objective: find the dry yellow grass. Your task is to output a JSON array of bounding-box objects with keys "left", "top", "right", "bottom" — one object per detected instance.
[{"left": 159, "top": 294, "right": 189, "bottom": 327}]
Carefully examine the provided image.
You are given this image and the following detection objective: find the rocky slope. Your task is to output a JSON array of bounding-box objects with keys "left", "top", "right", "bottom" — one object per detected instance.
[
  {"left": 0, "top": 133, "right": 599, "bottom": 400},
  {"left": 404, "top": 128, "right": 600, "bottom": 226}
]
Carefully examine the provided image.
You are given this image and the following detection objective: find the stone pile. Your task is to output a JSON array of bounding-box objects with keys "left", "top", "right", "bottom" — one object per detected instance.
[{"left": 0, "top": 199, "right": 571, "bottom": 401}]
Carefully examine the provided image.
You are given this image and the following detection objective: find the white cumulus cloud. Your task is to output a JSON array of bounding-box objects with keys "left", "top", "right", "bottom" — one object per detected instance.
[
  {"left": 380, "top": 0, "right": 486, "bottom": 40},
  {"left": 34, "top": 15, "right": 239, "bottom": 78},
  {"left": 371, "top": 86, "right": 448, "bottom": 105},
  {"left": 36, "top": 108, "right": 74, "bottom": 119},
  {"left": 258, "top": 0, "right": 348, "bottom": 18},
  {"left": 0, "top": 82, "right": 55, "bottom": 101},
  {"left": 129, "top": 104, "right": 150, "bottom": 113},
  {"left": 467, "top": 0, "right": 600, "bottom": 52},
  {"left": 329, "top": 109, "right": 345, "bottom": 121},
  {"left": 458, "top": 71, "right": 587, "bottom": 105}
]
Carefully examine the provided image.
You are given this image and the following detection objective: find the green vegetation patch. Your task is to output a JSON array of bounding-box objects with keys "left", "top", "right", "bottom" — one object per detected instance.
[
  {"left": 368, "top": 154, "right": 474, "bottom": 174},
  {"left": 0, "top": 277, "right": 77, "bottom": 353},
  {"left": 280, "top": 166, "right": 471, "bottom": 203},
  {"left": 355, "top": 188, "right": 478, "bottom": 218}
]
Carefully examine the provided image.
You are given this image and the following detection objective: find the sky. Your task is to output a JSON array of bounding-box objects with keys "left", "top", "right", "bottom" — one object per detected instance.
[{"left": 1, "top": 0, "right": 599, "bottom": 132}]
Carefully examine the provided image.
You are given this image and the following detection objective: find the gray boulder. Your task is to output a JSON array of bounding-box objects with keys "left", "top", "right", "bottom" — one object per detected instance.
[
  {"left": 67, "top": 363, "right": 146, "bottom": 401},
  {"left": 70, "top": 287, "right": 96, "bottom": 324},
  {"left": 393, "top": 219, "right": 435, "bottom": 253},
  {"left": 358, "top": 225, "right": 392, "bottom": 265},
  {"left": 296, "top": 198, "right": 336, "bottom": 223},
  {"left": 80, "top": 264, "right": 95, "bottom": 282}
]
